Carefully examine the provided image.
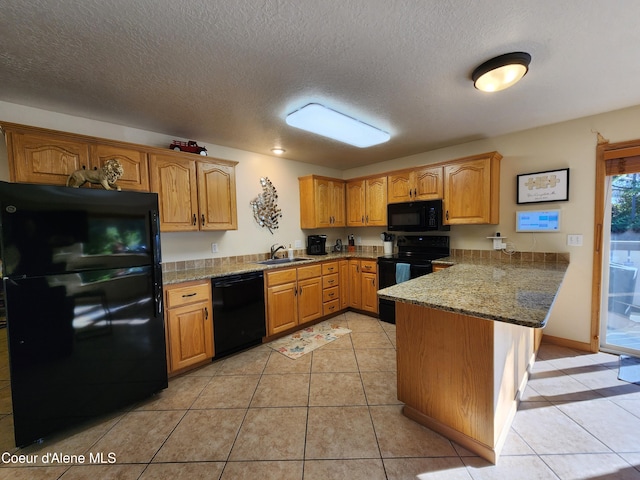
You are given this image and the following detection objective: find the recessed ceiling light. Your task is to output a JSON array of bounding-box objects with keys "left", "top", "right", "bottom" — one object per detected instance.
[
  {"left": 271, "top": 147, "right": 285, "bottom": 155},
  {"left": 285, "top": 103, "right": 390, "bottom": 148},
  {"left": 472, "top": 52, "right": 531, "bottom": 92}
]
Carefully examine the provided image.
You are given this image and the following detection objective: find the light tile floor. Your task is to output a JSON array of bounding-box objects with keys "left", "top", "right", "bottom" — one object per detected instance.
[{"left": 1, "top": 312, "right": 640, "bottom": 479}]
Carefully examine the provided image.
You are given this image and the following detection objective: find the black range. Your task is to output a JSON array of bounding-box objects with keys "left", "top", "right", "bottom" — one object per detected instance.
[{"left": 377, "top": 235, "right": 450, "bottom": 324}]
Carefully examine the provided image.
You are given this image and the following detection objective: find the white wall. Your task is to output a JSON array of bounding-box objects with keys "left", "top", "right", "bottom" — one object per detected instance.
[
  {"left": 3, "top": 99, "right": 640, "bottom": 344},
  {"left": 345, "top": 104, "right": 640, "bottom": 344},
  {"left": 0, "top": 101, "right": 343, "bottom": 260}
]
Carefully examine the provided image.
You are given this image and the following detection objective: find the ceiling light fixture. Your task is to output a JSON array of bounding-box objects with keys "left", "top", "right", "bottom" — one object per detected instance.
[
  {"left": 285, "top": 103, "right": 390, "bottom": 148},
  {"left": 271, "top": 147, "right": 285, "bottom": 155},
  {"left": 472, "top": 52, "right": 531, "bottom": 92}
]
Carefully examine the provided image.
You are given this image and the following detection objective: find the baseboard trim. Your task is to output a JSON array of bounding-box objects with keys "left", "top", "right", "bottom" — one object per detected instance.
[{"left": 542, "top": 334, "right": 594, "bottom": 352}]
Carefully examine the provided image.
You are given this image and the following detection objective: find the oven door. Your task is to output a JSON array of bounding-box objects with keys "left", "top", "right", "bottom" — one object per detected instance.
[{"left": 377, "top": 259, "right": 433, "bottom": 324}]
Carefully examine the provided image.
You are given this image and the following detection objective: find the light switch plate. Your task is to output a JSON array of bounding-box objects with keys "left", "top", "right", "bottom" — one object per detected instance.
[{"left": 567, "top": 234, "right": 583, "bottom": 246}]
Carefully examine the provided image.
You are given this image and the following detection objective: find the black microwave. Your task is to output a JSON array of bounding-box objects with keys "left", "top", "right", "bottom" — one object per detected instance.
[{"left": 387, "top": 200, "right": 450, "bottom": 232}]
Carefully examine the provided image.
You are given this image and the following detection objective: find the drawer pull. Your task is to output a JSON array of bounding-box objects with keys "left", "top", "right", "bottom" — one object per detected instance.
[
  {"left": 182, "top": 292, "right": 197, "bottom": 297},
  {"left": 328, "top": 280, "right": 335, "bottom": 284},
  {"left": 329, "top": 293, "right": 335, "bottom": 297}
]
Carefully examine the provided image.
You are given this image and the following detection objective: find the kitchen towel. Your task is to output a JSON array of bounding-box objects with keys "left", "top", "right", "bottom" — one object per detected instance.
[{"left": 396, "top": 263, "right": 411, "bottom": 284}]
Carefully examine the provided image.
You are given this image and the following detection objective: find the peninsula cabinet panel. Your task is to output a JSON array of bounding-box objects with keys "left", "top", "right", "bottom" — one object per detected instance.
[
  {"left": 149, "top": 154, "right": 199, "bottom": 231},
  {"left": 443, "top": 152, "right": 501, "bottom": 225},
  {"left": 197, "top": 161, "right": 238, "bottom": 230},
  {"left": 91, "top": 144, "right": 150, "bottom": 191},
  {"left": 8, "top": 131, "right": 89, "bottom": 185}
]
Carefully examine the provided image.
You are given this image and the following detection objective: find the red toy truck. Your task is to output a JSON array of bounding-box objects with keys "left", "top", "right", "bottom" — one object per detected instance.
[{"left": 169, "top": 140, "right": 208, "bottom": 156}]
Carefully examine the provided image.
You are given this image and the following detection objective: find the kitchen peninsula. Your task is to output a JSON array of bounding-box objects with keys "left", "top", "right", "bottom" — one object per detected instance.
[{"left": 377, "top": 256, "right": 568, "bottom": 464}]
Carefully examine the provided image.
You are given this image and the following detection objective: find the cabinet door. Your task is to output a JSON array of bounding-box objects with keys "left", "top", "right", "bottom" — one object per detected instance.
[
  {"left": 361, "top": 272, "right": 378, "bottom": 313},
  {"left": 91, "top": 144, "right": 150, "bottom": 192},
  {"left": 387, "top": 171, "right": 413, "bottom": 203},
  {"left": 9, "top": 132, "right": 89, "bottom": 185},
  {"left": 414, "top": 166, "right": 443, "bottom": 200},
  {"left": 149, "top": 154, "right": 199, "bottom": 231},
  {"left": 197, "top": 161, "right": 238, "bottom": 230},
  {"left": 443, "top": 157, "right": 493, "bottom": 225},
  {"left": 365, "top": 176, "right": 388, "bottom": 226},
  {"left": 348, "top": 260, "right": 362, "bottom": 309},
  {"left": 298, "top": 276, "right": 323, "bottom": 324},
  {"left": 339, "top": 260, "right": 349, "bottom": 310},
  {"left": 330, "top": 180, "right": 346, "bottom": 227},
  {"left": 167, "top": 301, "right": 213, "bottom": 372},
  {"left": 267, "top": 282, "right": 298, "bottom": 335},
  {"left": 314, "top": 178, "right": 333, "bottom": 228},
  {"left": 346, "top": 180, "right": 366, "bottom": 226}
]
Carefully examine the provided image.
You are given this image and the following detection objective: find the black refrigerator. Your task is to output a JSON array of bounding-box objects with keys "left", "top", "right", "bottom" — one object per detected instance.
[{"left": 0, "top": 181, "right": 167, "bottom": 447}]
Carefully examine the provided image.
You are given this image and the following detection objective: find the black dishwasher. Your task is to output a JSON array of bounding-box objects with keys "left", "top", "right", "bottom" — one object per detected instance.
[{"left": 211, "top": 271, "right": 266, "bottom": 359}]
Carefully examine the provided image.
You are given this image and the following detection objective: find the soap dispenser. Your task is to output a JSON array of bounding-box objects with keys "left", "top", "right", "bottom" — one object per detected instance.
[{"left": 288, "top": 244, "right": 294, "bottom": 260}]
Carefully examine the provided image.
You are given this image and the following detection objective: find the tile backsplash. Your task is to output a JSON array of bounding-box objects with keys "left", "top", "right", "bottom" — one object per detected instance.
[{"left": 162, "top": 246, "right": 568, "bottom": 273}]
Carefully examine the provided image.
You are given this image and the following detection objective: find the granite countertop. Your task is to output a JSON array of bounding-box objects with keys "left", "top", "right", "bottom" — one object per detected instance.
[
  {"left": 162, "top": 251, "right": 380, "bottom": 285},
  {"left": 378, "top": 257, "right": 568, "bottom": 328}
]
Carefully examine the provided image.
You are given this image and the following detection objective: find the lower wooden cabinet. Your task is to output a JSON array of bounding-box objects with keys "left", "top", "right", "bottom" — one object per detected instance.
[
  {"left": 349, "top": 259, "right": 378, "bottom": 314},
  {"left": 322, "top": 261, "right": 341, "bottom": 316},
  {"left": 164, "top": 280, "right": 214, "bottom": 375},
  {"left": 265, "top": 264, "right": 323, "bottom": 336}
]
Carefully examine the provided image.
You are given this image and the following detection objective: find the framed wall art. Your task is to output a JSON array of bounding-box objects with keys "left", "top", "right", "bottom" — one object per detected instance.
[{"left": 517, "top": 168, "right": 569, "bottom": 204}]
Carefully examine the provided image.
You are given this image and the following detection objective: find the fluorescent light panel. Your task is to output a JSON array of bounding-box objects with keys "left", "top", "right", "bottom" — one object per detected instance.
[{"left": 286, "top": 103, "right": 390, "bottom": 148}]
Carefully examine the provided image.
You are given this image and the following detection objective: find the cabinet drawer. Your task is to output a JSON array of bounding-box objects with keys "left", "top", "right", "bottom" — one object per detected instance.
[
  {"left": 322, "top": 262, "right": 339, "bottom": 275},
  {"left": 323, "top": 286, "right": 339, "bottom": 303},
  {"left": 165, "top": 281, "right": 211, "bottom": 308},
  {"left": 360, "top": 260, "right": 377, "bottom": 273},
  {"left": 323, "top": 299, "right": 340, "bottom": 316},
  {"left": 297, "top": 264, "right": 322, "bottom": 280},
  {"left": 323, "top": 273, "right": 339, "bottom": 289},
  {"left": 266, "top": 268, "right": 297, "bottom": 287}
]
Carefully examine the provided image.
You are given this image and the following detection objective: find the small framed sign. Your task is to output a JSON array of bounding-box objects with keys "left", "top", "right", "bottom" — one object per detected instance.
[{"left": 517, "top": 168, "right": 569, "bottom": 204}]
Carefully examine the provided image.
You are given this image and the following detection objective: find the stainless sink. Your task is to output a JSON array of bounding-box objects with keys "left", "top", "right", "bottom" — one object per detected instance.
[{"left": 256, "top": 257, "right": 311, "bottom": 265}]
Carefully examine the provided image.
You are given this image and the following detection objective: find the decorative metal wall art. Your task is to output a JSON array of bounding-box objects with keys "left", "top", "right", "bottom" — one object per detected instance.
[{"left": 250, "top": 177, "right": 282, "bottom": 233}]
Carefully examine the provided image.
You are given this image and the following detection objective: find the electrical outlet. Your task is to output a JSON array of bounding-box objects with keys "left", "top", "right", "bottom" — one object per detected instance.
[
  {"left": 295, "top": 239, "right": 302, "bottom": 248},
  {"left": 211, "top": 243, "right": 218, "bottom": 253},
  {"left": 567, "top": 234, "right": 583, "bottom": 246},
  {"left": 356, "top": 236, "right": 362, "bottom": 245}
]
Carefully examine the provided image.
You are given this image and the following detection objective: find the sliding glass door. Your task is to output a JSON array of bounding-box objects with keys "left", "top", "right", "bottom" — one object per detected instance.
[{"left": 601, "top": 173, "right": 640, "bottom": 355}]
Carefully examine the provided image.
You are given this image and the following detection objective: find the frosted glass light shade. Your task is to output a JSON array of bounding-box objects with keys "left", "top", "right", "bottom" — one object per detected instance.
[
  {"left": 286, "top": 103, "right": 390, "bottom": 148},
  {"left": 472, "top": 52, "right": 531, "bottom": 92}
]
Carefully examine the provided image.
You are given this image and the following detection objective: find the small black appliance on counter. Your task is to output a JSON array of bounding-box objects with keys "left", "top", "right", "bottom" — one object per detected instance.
[{"left": 307, "top": 234, "right": 327, "bottom": 255}]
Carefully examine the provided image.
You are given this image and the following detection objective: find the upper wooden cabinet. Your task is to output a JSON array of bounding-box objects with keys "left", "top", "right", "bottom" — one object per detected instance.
[
  {"left": 443, "top": 152, "right": 502, "bottom": 225},
  {"left": 7, "top": 130, "right": 89, "bottom": 186},
  {"left": 3, "top": 125, "right": 150, "bottom": 191},
  {"left": 91, "top": 144, "right": 149, "bottom": 191},
  {"left": 346, "top": 175, "right": 387, "bottom": 227},
  {"left": 299, "top": 175, "right": 346, "bottom": 228},
  {"left": 149, "top": 153, "right": 238, "bottom": 232},
  {"left": 387, "top": 166, "right": 443, "bottom": 203}
]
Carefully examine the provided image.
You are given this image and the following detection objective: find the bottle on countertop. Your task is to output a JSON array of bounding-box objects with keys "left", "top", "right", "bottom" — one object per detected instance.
[{"left": 288, "top": 244, "right": 294, "bottom": 260}]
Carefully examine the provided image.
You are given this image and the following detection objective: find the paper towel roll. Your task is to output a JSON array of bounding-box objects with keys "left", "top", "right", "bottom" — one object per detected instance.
[{"left": 384, "top": 241, "right": 393, "bottom": 254}]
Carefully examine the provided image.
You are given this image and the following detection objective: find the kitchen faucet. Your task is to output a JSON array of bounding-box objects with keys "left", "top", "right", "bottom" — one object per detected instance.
[{"left": 270, "top": 243, "right": 286, "bottom": 259}]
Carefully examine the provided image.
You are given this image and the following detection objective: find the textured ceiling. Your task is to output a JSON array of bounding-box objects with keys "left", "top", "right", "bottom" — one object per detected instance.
[{"left": 1, "top": 0, "right": 640, "bottom": 169}]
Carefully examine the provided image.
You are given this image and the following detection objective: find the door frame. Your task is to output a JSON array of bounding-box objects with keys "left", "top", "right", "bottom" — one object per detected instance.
[{"left": 592, "top": 136, "right": 640, "bottom": 352}]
